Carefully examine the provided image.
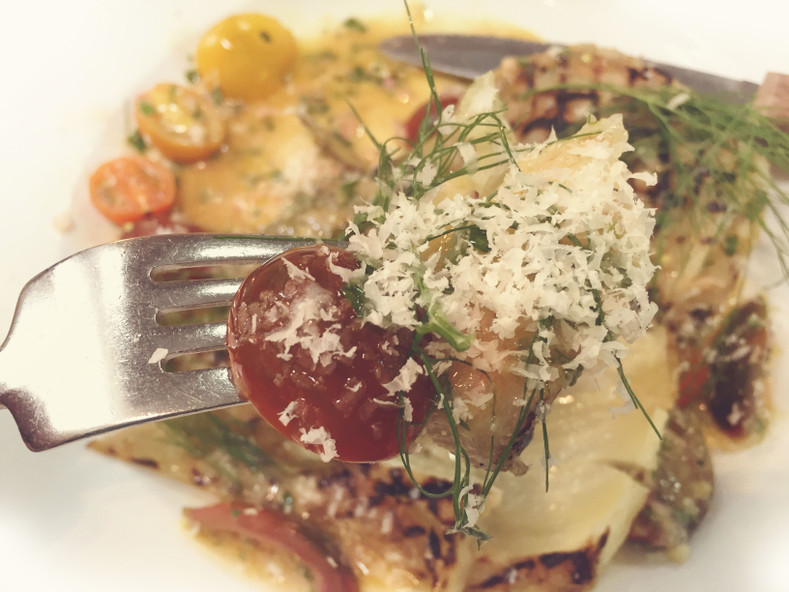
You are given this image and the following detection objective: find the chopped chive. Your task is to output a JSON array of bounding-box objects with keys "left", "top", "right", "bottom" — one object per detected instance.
[
  {"left": 138, "top": 100, "right": 156, "bottom": 116},
  {"left": 343, "top": 17, "right": 367, "bottom": 32},
  {"left": 127, "top": 130, "right": 147, "bottom": 153}
]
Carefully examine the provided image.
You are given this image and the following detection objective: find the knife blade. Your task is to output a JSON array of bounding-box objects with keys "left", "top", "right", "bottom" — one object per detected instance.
[{"left": 380, "top": 34, "right": 760, "bottom": 104}]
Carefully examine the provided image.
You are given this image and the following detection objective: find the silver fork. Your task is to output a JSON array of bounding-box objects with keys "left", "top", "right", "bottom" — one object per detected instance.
[{"left": 0, "top": 234, "right": 334, "bottom": 452}]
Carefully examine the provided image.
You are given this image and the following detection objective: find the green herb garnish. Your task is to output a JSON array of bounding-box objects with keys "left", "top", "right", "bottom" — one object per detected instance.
[
  {"left": 343, "top": 17, "right": 368, "bottom": 33},
  {"left": 211, "top": 86, "right": 224, "bottom": 106},
  {"left": 185, "top": 69, "right": 200, "bottom": 84},
  {"left": 127, "top": 130, "right": 147, "bottom": 153},
  {"left": 138, "top": 100, "right": 156, "bottom": 116},
  {"left": 519, "top": 81, "right": 789, "bottom": 280}
]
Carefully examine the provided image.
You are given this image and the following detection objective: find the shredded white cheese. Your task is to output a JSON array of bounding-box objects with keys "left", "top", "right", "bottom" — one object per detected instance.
[
  {"left": 264, "top": 283, "right": 357, "bottom": 366},
  {"left": 147, "top": 347, "right": 168, "bottom": 364},
  {"left": 278, "top": 401, "right": 298, "bottom": 426},
  {"left": 347, "top": 105, "right": 657, "bottom": 388},
  {"left": 380, "top": 357, "right": 425, "bottom": 399},
  {"left": 298, "top": 426, "right": 338, "bottom": 462}
]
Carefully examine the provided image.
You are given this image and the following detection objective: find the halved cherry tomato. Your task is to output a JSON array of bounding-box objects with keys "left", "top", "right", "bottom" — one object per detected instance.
[
  {"left": 134, "top": 83, "right": 226, "bottom": 163},
  {"left": 120, "top": 211, "right": 203, "bottom": 239},
  {"left": 186, "top": 503, "right": 359, "bottom": 592},
  {"left": 404, "top": 95, "right": 460, "bottom": 143},
  {"left": 227, "top": 245, "right": 435, "bottom": 462},
  {"left": 89, "top": 155, "right": 176, "bottom": 225},
  {"left": 677, "top": 350, "right": 711, "bottom": 408},
  {"left": 196, "top": 13, "right": 298, "bottom": 101}
]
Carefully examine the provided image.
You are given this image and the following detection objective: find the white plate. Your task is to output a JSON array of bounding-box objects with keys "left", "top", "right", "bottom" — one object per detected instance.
[{"left": 1, "top": 1, "right": 788, "bottom": 591}]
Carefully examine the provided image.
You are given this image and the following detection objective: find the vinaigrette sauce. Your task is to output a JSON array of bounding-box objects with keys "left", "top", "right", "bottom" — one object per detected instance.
[{"left": 175, "top": 14, "right": 538, "bottom": 236}]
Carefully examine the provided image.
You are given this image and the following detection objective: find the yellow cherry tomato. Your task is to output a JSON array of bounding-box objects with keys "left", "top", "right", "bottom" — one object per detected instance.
[
  {"left": 134, "top": 83, "right": 226, "bottom": 163},
  {"left": 196, "top": 13, "right": 298, "bottom": 101}
]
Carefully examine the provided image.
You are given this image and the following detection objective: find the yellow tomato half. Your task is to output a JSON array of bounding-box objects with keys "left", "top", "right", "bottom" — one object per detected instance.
[
  {"left": 134, "top": 83, "right": 226, "bottom": 163},
  {"left": 196, "top": 13, "right": 298, "bottom": 101}
]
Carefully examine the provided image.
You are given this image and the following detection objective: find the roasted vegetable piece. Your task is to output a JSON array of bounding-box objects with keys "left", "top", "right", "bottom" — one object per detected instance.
[
  {"left": 628, "top": 407, "right": 714, "bottom": 556},
  {"left": 186, "top": 503, "right": 359, "bottom": 592},
  {"left": 493, "top": 45, "right": 777, "bottom": 443},
  {"left": 696, "top": 298, "right": 769, "bottom": 438},
  {"left": 226, "top": 244, "right": 435, "bottom": 462}
]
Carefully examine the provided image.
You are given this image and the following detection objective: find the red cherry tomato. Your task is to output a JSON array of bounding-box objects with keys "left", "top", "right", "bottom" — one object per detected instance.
[
  {"left": 186, "top": 503, "right": 359, "bottom": 592},
  {"left": 120, "top": 211, "right": 204, "bottom": 238},
  {"left": 404, "top": 95, "right": 460, "bottom": 143},
  {"left": 227, "top": 245, "right": 434, "bottom": 462}
]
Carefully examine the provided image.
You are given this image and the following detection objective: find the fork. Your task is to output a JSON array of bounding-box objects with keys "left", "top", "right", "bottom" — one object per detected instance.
[{"left": 0, "top": 234, "right": 335, "bottom": 452}]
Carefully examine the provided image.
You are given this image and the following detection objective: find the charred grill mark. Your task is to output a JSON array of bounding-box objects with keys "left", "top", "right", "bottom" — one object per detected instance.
[
  {"left": 369, "top": 468, "right": 416, "bottom": 506},
  {"left": 539, "top": 550, "right": 595, "bottom": 585},
  {"left": 421, "top": 526, "right": 459, "bottom": 586},
  {"left": 628, "top": 66, "right": 651, "bottom": 84},
  {"left": 360, "top": 469, "right": 455, "bottom": 525},
  {"left": 469, "top": 531, "right": 608, "bottom": 590},
  {"left": 428, "top": 528, "right": 442, "bottom": 559},
  {"left": 514, "top": 559, "right": 536, "bottom": 570},
  {"left": 130, "top": 457, "right": 159, "bottom": 469},
  {"left": 538, "top": 530, "right": 607, "bottom": 585},
  {"left": 475, "top": 558, "right": 535, "bottom": 588},
  {"left": 420, "top": 477, "right": 453, "bottom": 496},
  {"left": 707, "top": 298, "right": 769, "bottom": 435},
  {"left": 317, "top": 467, "right": 355, "bottom": 491},
  {"left": 403, "top": 525, "right": 427, "bottom": 538},
  {"left": 518, "top": 117, "right": 555, "bottom": 139},
  {"left": 629, "top": 407, "right": 714, "bottom": 549},
  {"left": 706, "top": 199, "right": 727, "bottom": 213}
]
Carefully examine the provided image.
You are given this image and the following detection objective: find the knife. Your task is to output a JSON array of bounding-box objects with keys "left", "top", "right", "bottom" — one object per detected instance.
[{"left": 379, "top": 34, "right": 761, "bottom": 104}]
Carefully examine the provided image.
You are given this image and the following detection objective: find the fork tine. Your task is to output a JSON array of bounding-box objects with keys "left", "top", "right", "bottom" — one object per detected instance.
[
  {"left": 1, "top": 234, "right": 351, "bottom": 451},
  {"left": 148, "top": 277, "right": 242, "bottom": 312},
  {"left": 148, "top": 321, "right": 228, "bottom": 356},
  {"left": 143, "top": 366, "right": 240, "bottom": 409},
  {"left": 130, "top": 233, "right": 335, "bottom": 270}
]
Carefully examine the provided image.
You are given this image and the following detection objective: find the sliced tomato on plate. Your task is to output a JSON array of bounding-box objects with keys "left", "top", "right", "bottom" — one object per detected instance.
[
  {"left": 120, "top": 211, "right": 203, "bottom": 238},
  {"left": 186, "top": 503, "right": 358, "bottom": 592},
  {"left": 89, "top": 155, "right": 176, "bottom": 225},
  {"left": 404, "top": 94, "right": 460, "bottom": 143},
  {"left": 134, "top": 83, "right": 226, "bottom": 163}
]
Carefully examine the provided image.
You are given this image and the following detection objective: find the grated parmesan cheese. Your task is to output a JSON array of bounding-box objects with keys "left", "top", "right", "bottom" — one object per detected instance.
[
  {"left": 264, "top": 283, "right": 357, "bottom": 366},
  {"left": 298, "top": 426, "right": 338, "bottom": 462},
  {"left": 278, "top": 401, "right": 298, "bottom": 426},
  {"left": 147, "top": 347, "right": 168, "bottom": 364},
  {"left": 347, "top": 107, "right": 657, "bottom": 387}
]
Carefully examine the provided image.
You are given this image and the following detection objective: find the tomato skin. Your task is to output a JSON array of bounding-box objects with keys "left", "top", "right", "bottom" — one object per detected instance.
[
  {"left": 120, "top": 211, "right": 203, "bottom": 239},
  {"left": 196, "top": 13, "right": 298, "bottom": 101},
  {"left": 89, "top": 155, "right": 176, "bottom": 225},
  {"left": 134, "top": 83, "right": 226, "bottom": 163},
  {"left": 227, "top": 245, "right": 434, "bottom": 462},
  {"left": 186, "top": 503, "right": 359, "bottom": 592},
  {"left": 404, "top": 95, "right": 460, "bottom": 143}
]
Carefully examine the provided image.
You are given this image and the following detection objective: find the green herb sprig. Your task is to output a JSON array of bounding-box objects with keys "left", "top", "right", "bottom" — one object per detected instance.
[
  {"left": 519, "top": 82, "right": 789, "bottom": 281},
  {"left": 347, "top": 1, "right": 667, "bottom": 542}
]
